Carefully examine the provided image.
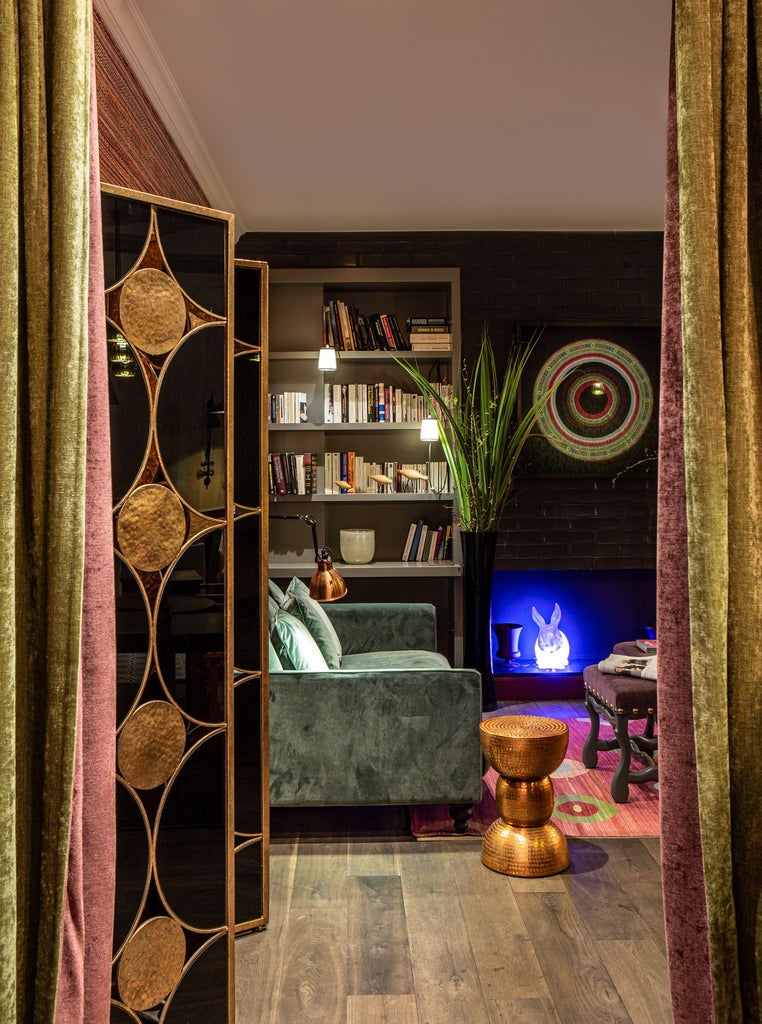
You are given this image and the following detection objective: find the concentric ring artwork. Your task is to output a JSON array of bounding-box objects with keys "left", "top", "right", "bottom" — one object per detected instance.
[
  {"left": 517, "top": 323, "right": 660, "bottom": 474},
  {"left": 532, "top": 338, "right": 654, "bottom": 462}
]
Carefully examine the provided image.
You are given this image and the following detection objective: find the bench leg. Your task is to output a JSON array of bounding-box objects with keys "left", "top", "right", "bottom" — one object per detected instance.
[
  {"left": 582, "top": 694, "right": 601, "bottom": 768},
  {"left": 610, "top": 714, "right": 633, "bottom": 803}
]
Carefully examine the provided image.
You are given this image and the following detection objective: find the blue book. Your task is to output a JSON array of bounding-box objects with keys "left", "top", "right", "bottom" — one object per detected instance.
[{"left": 407, "top": 518, "right": 425, "bottom": 561}]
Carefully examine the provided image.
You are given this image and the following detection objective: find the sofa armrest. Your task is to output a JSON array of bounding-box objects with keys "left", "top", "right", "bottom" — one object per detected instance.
[{"left": 324, "top": 602, "right": 437, "bottom": 655}]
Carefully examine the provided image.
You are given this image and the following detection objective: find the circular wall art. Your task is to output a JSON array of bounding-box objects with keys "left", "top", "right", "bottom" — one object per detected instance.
[{"left": 532, "top": 338, "right": 654, "bottom": 462}]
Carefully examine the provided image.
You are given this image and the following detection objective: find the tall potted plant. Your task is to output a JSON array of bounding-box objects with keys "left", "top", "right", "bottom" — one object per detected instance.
[{"left": 395, "top": 325, "right": 554, "bottom": 710}]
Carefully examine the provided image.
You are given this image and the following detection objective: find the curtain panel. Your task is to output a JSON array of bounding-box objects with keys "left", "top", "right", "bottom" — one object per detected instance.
[
  {"left": 666, "top": 0, "right": 762, "bottom": 1020},
  {"left": 0, "top": 1, "right": 110, "bottom": 1021}
]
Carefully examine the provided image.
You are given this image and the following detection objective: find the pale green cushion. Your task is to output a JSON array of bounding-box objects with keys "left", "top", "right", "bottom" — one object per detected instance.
[
  {"left": 283, "top": 576, "right": 342, "bottom": 670},
  {"left": 271, "top": 609, "right": 329, "bottom": 671},
  {"left": 268, "top": 639, "right": 283, "bottom": 671},
  {"left": 268, "top": 579, "right": 286, "bottom": 606}
]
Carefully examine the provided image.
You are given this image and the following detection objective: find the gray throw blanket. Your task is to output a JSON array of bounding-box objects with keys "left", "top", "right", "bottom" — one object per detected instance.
[{"left": 598, "top": 653, "right": 657, "bottom": 680}]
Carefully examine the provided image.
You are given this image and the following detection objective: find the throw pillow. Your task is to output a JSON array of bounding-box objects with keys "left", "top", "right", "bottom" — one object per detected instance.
[
  {"left": 283, "top": 576, "right": 342, "bottom": 669},
  {"left": 271, "top": 609, "right": 329, "bottom": 671},
  {"left": 268, "top": 578, "right": 286, "bottom": 606},
  {"left": 268, "top": 638, "right": 283, "bottom": 671}
]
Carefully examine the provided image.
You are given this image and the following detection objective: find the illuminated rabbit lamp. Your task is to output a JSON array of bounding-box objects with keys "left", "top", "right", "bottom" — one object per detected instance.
[{"left": 531, "top": 603, "right": 570, "bottom": 670}]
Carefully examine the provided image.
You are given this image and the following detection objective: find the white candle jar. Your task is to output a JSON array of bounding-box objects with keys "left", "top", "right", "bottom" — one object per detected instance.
[{"left": 339, "top": 529, "right": 375, "bottom": 564}]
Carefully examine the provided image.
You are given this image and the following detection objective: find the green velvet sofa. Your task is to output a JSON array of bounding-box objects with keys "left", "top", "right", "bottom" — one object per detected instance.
[{"left": 268, "top": 600, "right": 483, "bottom": 817}]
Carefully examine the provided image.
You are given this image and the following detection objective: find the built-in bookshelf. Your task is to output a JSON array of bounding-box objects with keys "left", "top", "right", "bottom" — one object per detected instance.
[{"left": 267, "top": 267, "right": 463, "bottom": 662}]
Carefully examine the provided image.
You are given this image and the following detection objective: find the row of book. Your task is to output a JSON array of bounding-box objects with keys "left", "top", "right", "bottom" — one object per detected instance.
[
  {"left": 324, "top": 381, "right": 453, "bottom": 424},
  {"left": 324, "top": 301, "right": 411, "bottom": 351},
  {"left": 401, "top": 518, "right": 453, "bottom": 563},
  {"left": 267, "top": 452, "right": 450, "bottom": 495},
  {"left": 268, "top": 391, "right": 308, "bottom": 424},
  {"left": 268, "top": 452, "right": 319, "bottom": 496},
  {"left": 323, "top": 455, "right": 448, "bottom": 494}
]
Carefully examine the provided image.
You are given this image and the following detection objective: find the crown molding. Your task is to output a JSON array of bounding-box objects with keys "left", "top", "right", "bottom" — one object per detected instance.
[{"left": 94, "top": 0, "right": 246, "bottom": 233}]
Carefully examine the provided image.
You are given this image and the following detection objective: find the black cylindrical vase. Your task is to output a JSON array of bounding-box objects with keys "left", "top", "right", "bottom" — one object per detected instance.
[{"left": 461, "top": 530, "right": 498, "bottom": 711}]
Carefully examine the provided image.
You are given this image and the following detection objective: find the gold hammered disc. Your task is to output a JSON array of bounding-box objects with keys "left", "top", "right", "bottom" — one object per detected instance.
[
  {"left": 479, "top": 715, "right": 569, "bottom": 779},
  {"left": 117, "top": 916, "right": 186, "bottom": 1011},
  {"left": 118, "top": 700, "right": 187, "bottom": 790},
  {"left": 119, "top": 268, "right": 187, "bottom": 355},
  {"left": 117, "top": 484, "right": 187, "bottom": 571}
]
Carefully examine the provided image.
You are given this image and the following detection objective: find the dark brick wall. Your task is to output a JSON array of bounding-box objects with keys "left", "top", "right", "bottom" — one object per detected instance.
[{"left": 237, "top": 231, "right": 663, "bottom": 570}]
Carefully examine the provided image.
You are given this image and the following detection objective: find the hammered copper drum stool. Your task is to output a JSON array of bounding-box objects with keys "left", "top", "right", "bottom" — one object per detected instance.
[{"left": 479, "top": 715, "right": 570, "bottom": 877}]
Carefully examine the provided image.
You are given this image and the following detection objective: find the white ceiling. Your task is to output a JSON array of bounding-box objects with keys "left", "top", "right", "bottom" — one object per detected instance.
[{"left": 97, "top": 0, "right": 672, "bottom": 239}]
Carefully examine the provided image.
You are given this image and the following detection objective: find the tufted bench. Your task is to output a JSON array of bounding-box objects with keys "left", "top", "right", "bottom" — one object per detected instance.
[{"left": 581, "top": 641, "right": 658, "bottom": 803}]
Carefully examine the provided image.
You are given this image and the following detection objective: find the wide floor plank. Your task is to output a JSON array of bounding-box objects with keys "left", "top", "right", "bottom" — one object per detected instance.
[
  {"left": 274, "top": 909, "right": 348, "bottom": 1024},
  {"left": 347, "top": 875, "right": 414, "bottom": 996},
  {"left": 235, "top": 840, "right": 298, "bottom": 1024},
  {"left": 597, "top": 937, "right": 674, "bottom": 1024},
  {"left": 403, "top": 893, "right": 493, "bottom": 1024},
  {"left": 346, "top": 994, "right": 419, "bottom": 1024},
  {"left": 515, "top": 890, "right": 634, "bottom": 1023}
]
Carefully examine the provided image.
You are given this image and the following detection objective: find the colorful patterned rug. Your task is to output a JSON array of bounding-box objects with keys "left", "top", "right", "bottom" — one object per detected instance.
[{"left": 411, "top": 713, "right": 659, "bottom": 839}]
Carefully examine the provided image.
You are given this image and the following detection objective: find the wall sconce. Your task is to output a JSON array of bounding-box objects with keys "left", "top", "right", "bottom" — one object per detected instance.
[
  {"left": 420, "top": 417, "right": 439, "bottom": 493},
  {"left": 318, "top": 346, "right": 337, "bottom": 371},
  {"left": 270, "top": 513, "right": 347, "bottom": 601}
]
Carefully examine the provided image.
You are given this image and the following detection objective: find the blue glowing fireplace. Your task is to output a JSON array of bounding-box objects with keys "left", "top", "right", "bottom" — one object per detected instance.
[{"left": 490, "top": 569, "right": 656, "bottom": 698}]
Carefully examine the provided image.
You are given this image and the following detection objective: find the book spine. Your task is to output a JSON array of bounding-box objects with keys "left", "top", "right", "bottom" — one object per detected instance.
[
  {"left": 272, "top": 453, "right": 287, "bottom": 495},
  {"left": 415, "top": 525, "right": 428, "bottom": 562},
  {"left": 407, "top": 518, "right": 425, "bottom": 561},
  {"left": 347, "top": 451, "right": 355, "bottom": 491},
  {"left": 401, "top": 522, "right": 417, "bottom": 561},
  {"left": 379, "top": 313, "right": 397, "bottom": 350}
]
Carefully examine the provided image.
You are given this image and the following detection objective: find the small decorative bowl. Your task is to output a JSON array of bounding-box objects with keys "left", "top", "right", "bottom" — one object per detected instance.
[{"left": 339, "top": 529, "right": 375, "bottom": 564}]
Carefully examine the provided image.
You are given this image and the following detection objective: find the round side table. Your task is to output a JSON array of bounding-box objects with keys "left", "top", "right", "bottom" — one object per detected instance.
[{"left": 479, "top": 715, "right": 570, "bottom": 877}]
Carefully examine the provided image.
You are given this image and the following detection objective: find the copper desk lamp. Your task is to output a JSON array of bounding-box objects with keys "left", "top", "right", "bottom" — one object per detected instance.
[{"left": 270, "top": 513, "right": 347, "bottom": 602}]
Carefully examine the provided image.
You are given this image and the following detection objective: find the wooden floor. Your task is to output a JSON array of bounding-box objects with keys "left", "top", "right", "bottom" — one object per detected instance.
[{"left": 235, "top": 702, "right": 673, "bottom": 1024}]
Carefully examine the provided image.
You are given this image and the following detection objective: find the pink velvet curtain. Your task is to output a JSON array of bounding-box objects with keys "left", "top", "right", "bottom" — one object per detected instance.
[{"left": 54, "top": 21, "right": 115, "bottom": 1024}]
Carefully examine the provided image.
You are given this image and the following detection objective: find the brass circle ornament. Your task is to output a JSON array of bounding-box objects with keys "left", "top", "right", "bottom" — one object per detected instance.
[
  {"left": 117, "top": 916, "right": 186, "bottom": 1011},
  {"left": 117, "top": 700, "right": 186, "bottom": 790},
  {"left": 119, "top": 268, "right": 187, "bottom": 355},
  {"left": 117, "top": 485, "right": 187, "bottom": 571}
]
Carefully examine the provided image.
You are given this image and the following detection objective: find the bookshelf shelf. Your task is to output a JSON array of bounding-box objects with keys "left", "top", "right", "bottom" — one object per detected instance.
[
  {"left": 268, "top": 560, "right": 461, "bottom": 578},
  {"left": 269, "top": 491, "right": 455, "bottom": 504},
  {"left": 270, "top": 349, "right": 451, "bottom": 362},
  {"left": 269, "top": 421, "right": 429, "bottom": 432}
]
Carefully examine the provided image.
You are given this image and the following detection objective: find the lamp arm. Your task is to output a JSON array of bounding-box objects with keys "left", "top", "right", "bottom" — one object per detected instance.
[{"left": 270, "top": 513, "right": 319, "bottom": 559}]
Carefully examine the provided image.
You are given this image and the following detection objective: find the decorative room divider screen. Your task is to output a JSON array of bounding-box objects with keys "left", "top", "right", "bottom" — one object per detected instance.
[{"left": 102, "top": 185, "right": 268, "bottom": 1023}]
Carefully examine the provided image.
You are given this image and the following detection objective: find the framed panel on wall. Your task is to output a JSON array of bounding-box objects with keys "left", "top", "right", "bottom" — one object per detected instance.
[{"left": 517, "top": 322, "right": 660, "bottom": 477}]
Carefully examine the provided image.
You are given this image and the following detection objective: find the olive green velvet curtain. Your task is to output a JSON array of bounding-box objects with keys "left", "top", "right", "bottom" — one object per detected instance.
[
  {"left": 671, "top": 0, "right": 762, "bottom": 1019},
  {"left": 1, "top": 1, "right": 93, "bottom": 1021}
]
